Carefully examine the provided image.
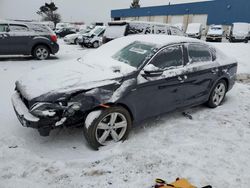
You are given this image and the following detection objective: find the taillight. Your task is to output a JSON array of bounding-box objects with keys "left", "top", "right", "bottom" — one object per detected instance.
[{"left": 50, "top": 35, "right": 57, "bottom": 42}]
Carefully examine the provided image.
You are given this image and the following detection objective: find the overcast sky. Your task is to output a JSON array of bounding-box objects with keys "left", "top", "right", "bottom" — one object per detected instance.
[{"left": 0, "top": 0, "right": 209, "bottom": 24}]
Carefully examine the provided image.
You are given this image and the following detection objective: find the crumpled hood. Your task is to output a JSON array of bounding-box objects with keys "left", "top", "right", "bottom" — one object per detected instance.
[{"left": 16, "top": 60, "right": 123, "bottom": 100}]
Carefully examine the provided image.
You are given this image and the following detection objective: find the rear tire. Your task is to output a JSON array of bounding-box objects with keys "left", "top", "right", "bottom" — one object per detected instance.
[
  {"left": 207, "top": 80, "right": 227, "bottom": 108},
  {"left": 33, "top": 45, "right": 50, "bottom": 60},
  {"left": 84, "top": 106, "right": 132, "bottom": 150}
]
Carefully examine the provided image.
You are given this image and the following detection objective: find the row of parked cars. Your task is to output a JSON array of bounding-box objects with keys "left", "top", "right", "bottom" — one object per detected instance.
[
  {"left": 186, "top": 22, "right": 250, "bottom": 43},
  {"left": 63, "top": 21, "right": 186, "bottom": 48},
  {"left": 62, "top": 21, "right": 250, "bottom": 49},
  {"left": 1, "top": 20, "right": 249, "bottom": 61}
]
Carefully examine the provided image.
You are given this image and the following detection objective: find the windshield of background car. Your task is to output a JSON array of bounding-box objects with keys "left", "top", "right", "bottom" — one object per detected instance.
[
  {"left": 93, "top": 28, "right": 103, "bottom": 35},
  {"left": 112, "top": 41, "right": 157, "bottom": 68},
  {"left": 104, "top": 25, "right": 127, "bottom": 39},
  {"left": 186, "top": 24, "right": 200, "bottom": 34},
  {"left": 233, "top": 23, "right": 249, "bottom": 34}
]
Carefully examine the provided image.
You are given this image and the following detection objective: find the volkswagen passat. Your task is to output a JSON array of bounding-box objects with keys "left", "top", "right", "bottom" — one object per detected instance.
[{"left": 12, "top": 35, "right": 237, "bottom": 149}]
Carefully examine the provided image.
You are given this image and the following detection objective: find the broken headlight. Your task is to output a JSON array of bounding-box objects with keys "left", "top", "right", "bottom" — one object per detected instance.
[{"left": 30, "top": 102, "right": 63, "bottom": 117}]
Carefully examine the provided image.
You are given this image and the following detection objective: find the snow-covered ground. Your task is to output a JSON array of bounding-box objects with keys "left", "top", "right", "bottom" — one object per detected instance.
[{"left": 0, "top": 40, "right": 250, "bottom": 188}]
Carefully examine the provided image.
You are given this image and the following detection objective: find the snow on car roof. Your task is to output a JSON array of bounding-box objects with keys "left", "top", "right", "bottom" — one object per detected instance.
[
  {"left": 114, "top": 34, "right": 202, "bottom": 47},
  {"left": 109, "top": 20, "right": 172, "bottom": 27}
]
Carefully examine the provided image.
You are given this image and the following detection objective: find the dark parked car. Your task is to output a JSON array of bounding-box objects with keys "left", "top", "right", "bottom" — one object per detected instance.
[
  {"left": 12, "top": 35, "right": 237, "bottom": 149},
  {"left": 0, "top": 21, "right": 59, "bottom": 60},
  {"left": 55, "top": 27, "right": 76, "bottom": 38}
]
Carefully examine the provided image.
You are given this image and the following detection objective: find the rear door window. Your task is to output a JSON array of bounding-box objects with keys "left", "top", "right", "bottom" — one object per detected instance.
[
  {"left": 187, "top": 44, "right": 212, "bottom": 63},
  {"left": 9, "top": 24, "right": 29, "bottom": 32}
]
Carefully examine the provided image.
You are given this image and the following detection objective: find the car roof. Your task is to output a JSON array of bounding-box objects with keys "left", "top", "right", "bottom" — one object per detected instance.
[
  {"left": 109, "top": 20, "right": 172, "bottom": 27},
  {"left": 117, "top": 34, "right": 203, "bottom": 47},
  {"left": 0, "top": 20, "right": 29, "bottom": 26}
]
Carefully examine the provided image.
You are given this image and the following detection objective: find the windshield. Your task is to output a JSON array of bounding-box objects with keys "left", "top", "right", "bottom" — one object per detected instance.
[{"left": 112, "top": 41, "right": 156, "bottom": 68}]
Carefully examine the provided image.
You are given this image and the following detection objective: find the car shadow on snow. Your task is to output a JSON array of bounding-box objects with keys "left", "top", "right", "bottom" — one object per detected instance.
[
  {"left": 26, "top": 105, "right": 210, "bottom": 152},
  {"left": 25, "top": 93, "right": 237, "bottom": 154},
  {"left": 0, "top": 55, "right": 59, "bottom": 61}
]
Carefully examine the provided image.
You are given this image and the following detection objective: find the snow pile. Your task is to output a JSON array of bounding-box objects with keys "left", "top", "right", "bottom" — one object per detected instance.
[{"left": 17, "top": 61, "right": 122, "bottom": 100}]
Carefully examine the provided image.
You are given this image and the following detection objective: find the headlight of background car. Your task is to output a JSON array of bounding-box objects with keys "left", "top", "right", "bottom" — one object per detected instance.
[{"left": 30, "top": 102, "right": 63, "bottom": 117}]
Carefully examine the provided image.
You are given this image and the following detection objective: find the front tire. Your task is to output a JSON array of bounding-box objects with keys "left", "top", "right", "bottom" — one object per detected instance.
[
  {"left": 33, "top": 45, "right": 50, "bottom": 60},
  {"left": 207, "top": 80, "right": 227, "bottom": 108},
  {"left": 84, "top": 106, "right": 132, "bottom": 150},
  {"left": 92, "top": 41, "right": 99, "bottom": 48}
]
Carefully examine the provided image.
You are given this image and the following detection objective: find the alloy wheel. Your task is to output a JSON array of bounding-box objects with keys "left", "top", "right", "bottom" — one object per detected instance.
[
  {"left": 212, "top": 82, "right": 226, "bottom": 106},
  {"left": 36, "top": 47, "right": 49, "bottom": 60},
  {"left": 95, "top": 112, "right": 128, "bottom": 145}
]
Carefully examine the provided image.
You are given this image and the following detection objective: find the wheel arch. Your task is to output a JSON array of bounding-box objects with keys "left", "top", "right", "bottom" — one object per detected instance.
[
  {"left": 91, "top": 102, "right": 134, "bottom": 122},
  {"left": 31, "top": 43, "right": 52, "bottom": 55}
]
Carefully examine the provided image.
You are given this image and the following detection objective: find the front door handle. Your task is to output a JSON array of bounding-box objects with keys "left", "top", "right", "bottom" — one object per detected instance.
[{"left": 211, "top": 68, "right": 219, "bottom": 74}]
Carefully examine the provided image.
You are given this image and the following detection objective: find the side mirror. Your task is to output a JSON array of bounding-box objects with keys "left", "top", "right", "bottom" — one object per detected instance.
[{"left": 142, "top": 64, "right": 164, "bottom": 77}]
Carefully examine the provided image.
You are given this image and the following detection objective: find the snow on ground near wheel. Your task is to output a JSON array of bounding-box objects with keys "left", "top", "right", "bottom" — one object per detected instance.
[{"left": 0, "top": 40, "right": 250, "bottom": 188}]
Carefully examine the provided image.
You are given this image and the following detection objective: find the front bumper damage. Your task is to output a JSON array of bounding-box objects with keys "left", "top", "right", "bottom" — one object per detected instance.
[{"left": 11, "top": 92, "right": 84, "bottom": 136}]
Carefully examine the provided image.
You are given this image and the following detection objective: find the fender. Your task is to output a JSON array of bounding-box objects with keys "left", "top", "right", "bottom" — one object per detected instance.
[{"left": 28, "top": 36, "right": 52, "bottom": 53}]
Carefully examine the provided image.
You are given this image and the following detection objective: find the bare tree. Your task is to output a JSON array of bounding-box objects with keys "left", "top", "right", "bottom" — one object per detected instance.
[
  {"left": 37, "top": 2, "right": 61, "bottom": 27},
  {"left": 130, "top": 0, "right": 140, "bottom": 8}
]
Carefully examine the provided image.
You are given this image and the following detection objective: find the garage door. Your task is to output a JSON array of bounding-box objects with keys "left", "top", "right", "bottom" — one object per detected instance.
[
  {"left": 154, "top": 16, "right": 166, "bottom": 23},
  {"left": 139, "top": 16, "right": 149, "bottom": 22},
  {"left": 191, "top": 14, "right": 208, "bottom": 26},
  {"left": 170, "top": 15, "right": 184, "bottom": 24}
]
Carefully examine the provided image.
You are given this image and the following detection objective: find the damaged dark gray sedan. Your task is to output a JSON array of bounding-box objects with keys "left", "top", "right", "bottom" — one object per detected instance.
[{"left": 12, "top": 35, "right": 237, "bottom": 149}]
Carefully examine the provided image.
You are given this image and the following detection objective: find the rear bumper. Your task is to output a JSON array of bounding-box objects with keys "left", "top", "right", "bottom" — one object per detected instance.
[
  {"left": 206, "top": 36, "right": 222, "bottom": 41},
  {"left": 187, "top": 34, "right": 201, "bottom": 39},
  {"left": 50, "top": 42, "right": 59, "bottom": 54},
  {"left": 230, "top": 36, "right": 248, "bottom": 42}
]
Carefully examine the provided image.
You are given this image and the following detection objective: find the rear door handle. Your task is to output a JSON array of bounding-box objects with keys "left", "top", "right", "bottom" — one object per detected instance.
[{"left": 178, "top": 75, "right": 188, "bottom": 83}]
